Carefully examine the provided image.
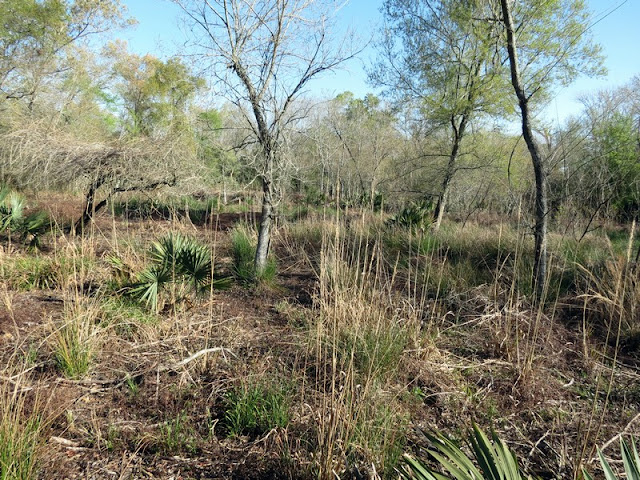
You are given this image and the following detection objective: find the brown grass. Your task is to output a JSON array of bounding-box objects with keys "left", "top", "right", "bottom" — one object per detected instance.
[{"left": 0, "top": 193, "right": 639, "bottom": 479}]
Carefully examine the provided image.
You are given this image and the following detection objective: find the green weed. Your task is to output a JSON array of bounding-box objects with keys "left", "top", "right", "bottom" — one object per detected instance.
[
  {"left": 1, "top": 257, "right": 62, "bottom": 291},
  {"left": 52, "top": 300, "right": 99, "bottom": 379},
  {"left": 223, "top": 382, "right": 290, "bottom": 437},
  {"left": 0, "top": 374, "right": 43, "bottom": 480},
  {"left": 158, "top": 411, "right": 196, "bottom": 454}
]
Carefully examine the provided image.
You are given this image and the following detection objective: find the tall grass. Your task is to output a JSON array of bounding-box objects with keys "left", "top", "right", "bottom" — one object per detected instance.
[
  {"left": 51, "top": 297, "right": 101, "bottom": 379},
  {"left": 0, "top": 369, "right": 44, "bottom": 480},
  {"left": 311, "top": 213, "right": 427, "bottom": 479},
  {"left": 230, "top": 224, "right": 276, "bottom": 284},
  {"left": 573, "top": 221, "right": 638, "bottom": 467}
]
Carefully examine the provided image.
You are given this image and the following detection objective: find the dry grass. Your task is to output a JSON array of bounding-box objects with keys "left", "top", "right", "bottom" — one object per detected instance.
[
  {"left": 309, "top": 215, "right": 432, "bottom": 478},
  {"left": 1, "top": 193, "right": 639, "bottom": 479}
]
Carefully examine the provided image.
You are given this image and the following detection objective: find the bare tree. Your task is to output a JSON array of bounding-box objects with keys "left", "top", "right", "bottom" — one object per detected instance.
[{"left": 174, "top": 0, "right": 358, "bottom": 274}]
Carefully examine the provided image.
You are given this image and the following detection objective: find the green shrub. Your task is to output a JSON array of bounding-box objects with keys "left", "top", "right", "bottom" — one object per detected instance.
[
  {"left": 223, "top": 382, "right": 290, "bottom": 437},
  {"left": 0, "top": 185, "right": 50, "bottom": 248},
  {"left": 129, "top": 232, "right": 230, "bottom": 312},
  {"left": 387, "top": 200, "right": 433, "bottom": 232}
]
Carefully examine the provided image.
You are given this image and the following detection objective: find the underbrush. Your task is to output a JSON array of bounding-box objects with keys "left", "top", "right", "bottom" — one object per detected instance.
[
  {"left": 112, "top": 195, "right": 220, "bottom": 225},
  {"left": 310, "top": 220, "right": 427, "bottom": 479},
  {"left": 223, "top": 381, "right": 290, "bottom": 437},
  {"left": 1, "top": 194, "right": 639, "bottom": 479},
  {"left": 112, "top": 193, "right": 259, "bottom": 224}
]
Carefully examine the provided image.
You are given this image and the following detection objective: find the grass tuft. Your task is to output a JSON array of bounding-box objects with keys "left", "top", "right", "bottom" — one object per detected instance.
[
  {"left": 223, "top": 381, "right": 290, "bottom": 437},
  {"left": 230, "top": 224, "right": 277, "bottom": 284},
  {"left": 0, "top": 370, "right": 44, "bottom": 480},
  {"left": 52, "top": 298, "right": 100, "bottom": 379}
]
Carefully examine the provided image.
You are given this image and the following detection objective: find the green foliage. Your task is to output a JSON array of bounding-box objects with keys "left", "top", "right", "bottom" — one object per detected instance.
[
  {"left": 231, "top": 226, "right": 255, "bottom": 282},
  {"left": 399, "top": 424, "right": 534, "bottom": 480},
  {"left": 583, "top": 437, "right": 640, "bottom": 480},
  {"left": 592, "top": 112, "right": 640, "bottom": 221},
  {"left": 54, "top": 302, "right": 98, "bottom": 379},
  {"left": 106, "top": 45, "right": 206, "bottom": 136},
  {"left": 340, "top": 323, "right": 407, "bottom": 383},
  {"left": 99, "top": 297, "right": 158, "bottom": 338},
  {"left": 129, "top": 232, "right": 230, "bottom": 312},
  {"left": 54, "top": 327, "right": 92, "bottom": 379},
  {"left": 376, "top": 0, "right": 511, "bottom": 119},
  {"left": 0, "top": 186, "right": 50, "bottom": 248},
  {"left": 504, "top": 0, "right": 604, "bottom": 101},
  {"left": 230, "top": 225, "right": 277, "bottom": 284},
  {"left": 130, "top": 264, "right": 171, "bottom": 312},
  {"left": 0, "top": 256, "right": 62, "bottom": 291},
  {"left": 352, "top": 400, "right": 408, "bottom": 476},
  {"left": 223, "top": 382, "right": 290, "bottom": 437},
  {"left": 158, "top": 411, "right": 196, "bottom": 454},
  {"left": 0, "top": 0, "right": 128, "bottom": 104},
  {"left": 387, "top": 201, "right": 434, "bottom": 232}
]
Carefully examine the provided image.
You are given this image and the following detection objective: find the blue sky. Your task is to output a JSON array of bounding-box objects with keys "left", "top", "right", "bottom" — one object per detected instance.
[{"left": 118, "top": 0, "right": 639, "bottom": 124}]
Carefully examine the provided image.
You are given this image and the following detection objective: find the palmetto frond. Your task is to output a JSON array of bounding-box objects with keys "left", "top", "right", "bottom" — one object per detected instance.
[
  {"left": 178, "top": 239, "right": 212, "bottom": 293},
  {"left": 129, "top": 265, "right": 171, "bottom": 312},
  {"left": 151, "top": 232, "right": 186, "bottom": 270},
  {"left": 399, "top": 424, "right": 534, "bottom": 480},
  {"left": 130, "top": 232, "right": 231, "bottom": 310},
  {"left": 583, "top": 437, "right": 640, "bottom": 480}
]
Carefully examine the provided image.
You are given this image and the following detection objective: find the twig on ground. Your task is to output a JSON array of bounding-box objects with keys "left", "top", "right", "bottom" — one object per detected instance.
[
  {"left": 160, "top": 347, "right": 235, "bottom": 372},
  {"left": 595, "top": 412, "right": 640, "bottom": 459}
]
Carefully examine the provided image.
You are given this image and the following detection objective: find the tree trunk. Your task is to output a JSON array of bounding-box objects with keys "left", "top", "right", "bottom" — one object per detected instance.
[
  {"left": 433, "top": 188, "right": 448, "bottom": 230},
  {"left": 500, "top": 0, "right": 548, "bottom": 301},
  {"left": 433, "top": 116, "right": 467, "bottom": 231},
  {"left": 254, "top": 143, "right": 276, "bottom": 275},
  {"left": 255, "top": 175, "right": 273, "bottom": 275},
  {"left": 74, "top": 178, "right": 108, "bottom": 234}
]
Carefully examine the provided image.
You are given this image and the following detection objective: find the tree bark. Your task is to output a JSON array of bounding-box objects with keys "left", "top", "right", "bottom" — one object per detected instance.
[
  {"left": 433, "top": 115, "right": 468, "bottom": 230},
  {"left": 500, "top": 0, "right": 548, "bottom": 301},
  {"left": 255, "top": 168, "right": 274, "bottom": 275},
  {"left": 74, "top": 177, "right": 107, "bottom": 234}
]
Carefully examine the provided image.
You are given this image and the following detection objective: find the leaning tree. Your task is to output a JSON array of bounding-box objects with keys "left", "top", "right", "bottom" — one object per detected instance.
[{"left": 174, "top": 0, "right": 359, "bottom": 274}]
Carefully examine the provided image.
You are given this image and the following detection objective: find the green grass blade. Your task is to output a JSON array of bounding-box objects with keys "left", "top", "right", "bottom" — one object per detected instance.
[
  {"left": 598, "top": 447, "right": 620, "bottom": 480},
  {"left": 621, "top": 438, "right": 640, "bottom": 480}
]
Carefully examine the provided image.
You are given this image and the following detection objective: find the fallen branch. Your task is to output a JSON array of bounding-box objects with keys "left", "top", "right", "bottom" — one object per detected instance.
[
  {"left": 596, "top": 412, "right": 640, "bottom": 457},
  {"left": 160, "top": 347, "right": 235, "bottom": 372}
]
